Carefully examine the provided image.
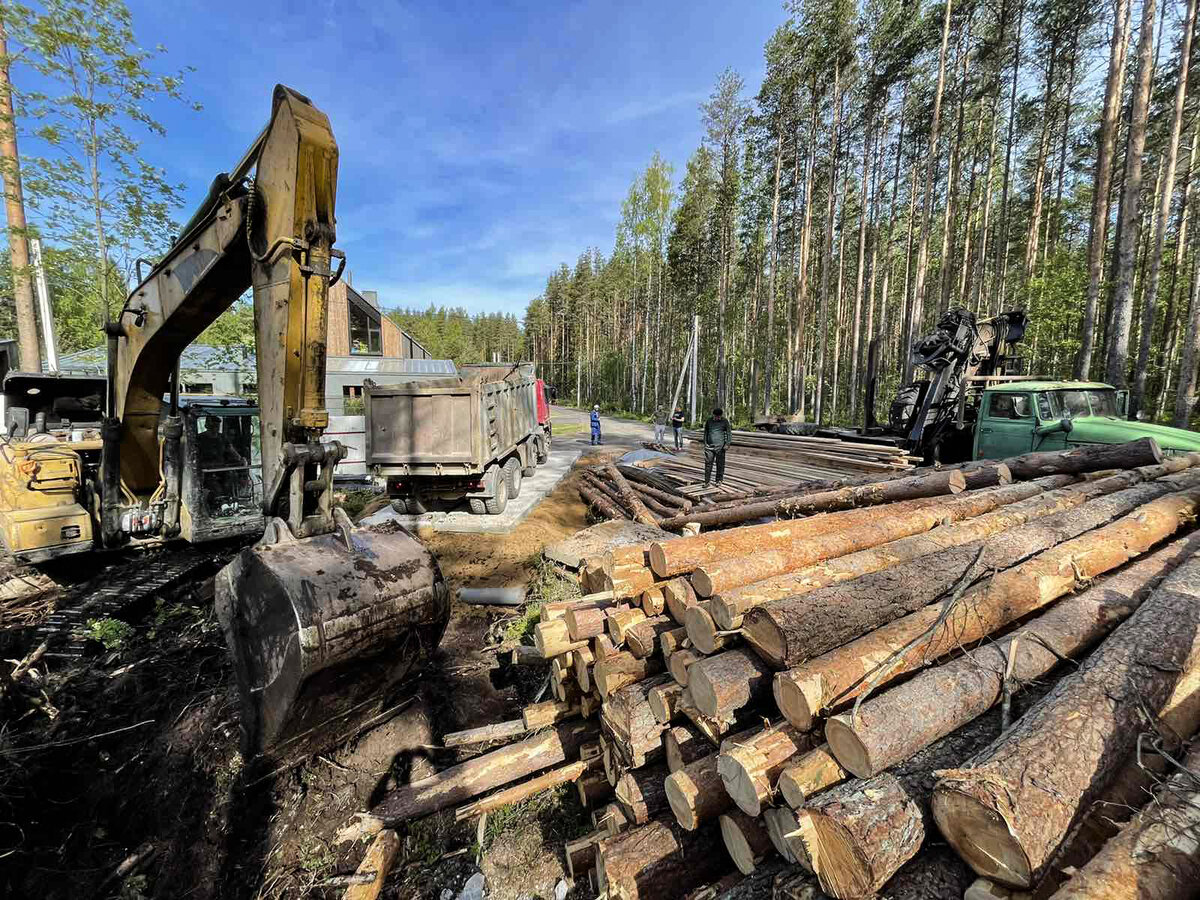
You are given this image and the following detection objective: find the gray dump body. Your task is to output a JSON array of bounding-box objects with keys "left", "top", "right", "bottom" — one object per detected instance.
[{"left": 364, "top": 364, "right": 547, "bottom": 511}]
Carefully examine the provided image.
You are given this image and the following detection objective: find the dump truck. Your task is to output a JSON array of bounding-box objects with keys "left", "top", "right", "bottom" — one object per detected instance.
[{"left": 365, "top": 363, "right": 552, "bottom": 514}]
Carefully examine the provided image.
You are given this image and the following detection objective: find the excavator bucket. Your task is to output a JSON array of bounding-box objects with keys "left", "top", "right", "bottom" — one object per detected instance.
[{"left": 215, "top": 518, "right": 449, "bottom": 766}]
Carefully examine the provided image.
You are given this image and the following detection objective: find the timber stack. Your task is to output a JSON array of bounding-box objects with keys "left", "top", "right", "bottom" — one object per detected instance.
[{"left": 346, "top": 439, "right": 1200, "bottom": 900}]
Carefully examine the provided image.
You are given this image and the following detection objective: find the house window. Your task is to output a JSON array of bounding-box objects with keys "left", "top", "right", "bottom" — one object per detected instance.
[
  {"left": 349, "top": 300, "right": 382, "bottom": 356},
  {"left": 183, "top": 382, "right": 213, "bottom": 394}
]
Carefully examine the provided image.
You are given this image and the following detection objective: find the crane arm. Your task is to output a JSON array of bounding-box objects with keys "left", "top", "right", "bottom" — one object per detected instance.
[{"left": 104, "top": 85, "right": 342, "bottom": 544}]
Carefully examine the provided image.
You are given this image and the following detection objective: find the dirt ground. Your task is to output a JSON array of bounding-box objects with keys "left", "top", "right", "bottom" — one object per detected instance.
[{"left": 0, "top": 455, "right": 618, "bottom": 900}]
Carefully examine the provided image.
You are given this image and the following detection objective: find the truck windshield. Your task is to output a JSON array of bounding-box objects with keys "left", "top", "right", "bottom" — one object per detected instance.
[{"left": 1044, "top": 389, "right": 1119, "bottom": 418}]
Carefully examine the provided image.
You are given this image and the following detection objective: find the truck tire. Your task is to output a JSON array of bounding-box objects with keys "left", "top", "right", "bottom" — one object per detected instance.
[
  {"left": 536, "top": 432, "right": 550, "bottom": 464},
  {"left": 522, "top": 465, "right": 536, "bottom": 477},
  {"left": 485, "top": 478, "right": 509, "bottom": 515},
  {"left": 468, "top": 497, "right": 486, "bottom": 515},
  {"left": 503, "top": 457, "right": 523, "bottom": 499},
  {"left": 407, "top": 496, "right": 427, "bottom": 515}
]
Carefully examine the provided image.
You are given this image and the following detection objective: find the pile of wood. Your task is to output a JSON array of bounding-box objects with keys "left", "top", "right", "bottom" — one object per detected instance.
[{"left": 350, "top": 439, "right": 1200, "bottom": 900}]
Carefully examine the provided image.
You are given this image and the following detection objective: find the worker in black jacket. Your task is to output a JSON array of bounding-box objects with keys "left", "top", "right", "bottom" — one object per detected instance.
[
  {"left": 670, "top": 406, "right": 685, "bottom": 450},
  {"left": 702, "top": 407, "right": 732, "bottom": 486}
]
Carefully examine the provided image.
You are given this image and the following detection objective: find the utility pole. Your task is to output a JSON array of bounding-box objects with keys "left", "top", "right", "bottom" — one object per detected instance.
[
  {"left": 689, "top": 315, "right": 699, "bottom": 428},
  {"left": 0, "top": 15, "right": 40, "bottom": 372}
]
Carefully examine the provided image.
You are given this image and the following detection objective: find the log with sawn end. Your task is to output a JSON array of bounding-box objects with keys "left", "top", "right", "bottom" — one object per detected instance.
[
  {"left": 717, "top": 722, "right": 817, "bottom": 816},
  {"left": 596, "top": 816, "right": 728, "bottom": 900},
  {"left": 719, "top": 810, "right": 774, "bottom": 875}
]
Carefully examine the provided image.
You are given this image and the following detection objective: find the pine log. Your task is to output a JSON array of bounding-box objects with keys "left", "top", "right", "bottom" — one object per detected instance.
[
  {"left": 533, "top": 619, "right": 589, "bottom": 658},
  {"left": 774, "top": 481, "right": 1200, "bottom": 728},
  {"left": 649, "top": 682, "right": 686, "bottom": 725},
  {"left": 580, "top": 691, "right": 601, "bottom": 718},
  {"left": 931, "top": 546, "right": 1200, "bottom": 888},
  {"left": 615, "top": 763, "right": 671, "bottom": 824},
  {"left": 596, "top": 817, "right": 728, "bottom": 900},
  {"left": 797, "top": 704, "right": 1015, "bottom": 899},
  {"left": 659, "top": 626, "right": 688, "bottom": 659},
  {"left": 648, "top": 495, "right": 949, "bottom": 578},
  {"left": 663, "top": 728, "right": 762, "bottom": 830},
  {"left": 603, "top": 464, "right": 662, "bottom": 527},
  {"left": 689, "top": 475, "right": 1028, "bottom": 597},
  {"left": 664, "top": 577, "right": 699, "bottom": 623},
  {"left": 718, "top": 723, "right": 817, "bottom": 816},
  {"left": 370, "top": 721, "right": 597, "bottom": 822},
  {"left": 739, "top": 471, "right": 1166, "bottom": 659},
  {"left": 601, "top": 674, "right": 671, "bottom": 768},
  {"left": 572, "top": 646, "right": 595, "bottom": 691},
  {"left": 607, "top": 607, "right": 648, "bottom": 644},
  {"left": 343, "top": 829, "right": 400, "bottom": 900},
  {"left": 711, "top": 476, "right": 1080, "bottom": 629},
  {"left": 594, "top": 801, "right": 630, "bottom": 837},
  {"left": 626, "top": 615, "right": 677, "bottom": 659},
  {"left": 609, "top": 568, "right": 659, "bottom": 600},
  {"left": 681, "top": 702, "right": 744, "bottom": 745},
  {"left": 669, "top": 648, "right": 702, "bottom": 686},
  {"left": 593, "top": 634, "right": 617, "bottom": 659},
  {"left": 594, "top": 651, "right": 665, "bottom": 698},
  {"left": 523, "top": 698, "right": 579, "bottom": 731},
  {"left": 443, "top": 719, "right": 526, "bottom": 748},
  {"left": 509, "top": 644, "right": 542, "bottom": 666},
  {"left": 825, "top": 533, "right": 1200, "bottom": 778},
  {"left": 640, "top": 586, "right": 666, "bottom": 616},
  {"left": 1048, "top": 742, "right": 1200, "bottom": 899},
  {"left": 719, "top": 811, "right": 775, "bottom": 875},
  {"left": 567, "top": 606, "right": 611, "bottom": 641},
  {"left": 454, "top": 759, "right": 589, "bottom": 820},
  {"left": 665, "top": 722, "right": 709, "bottom": 772},
  {"left": 550, "top": 654, "right": 573, "bottom": 685},
  {"left": 688, "top": 648, "right": 773, "bottom": 720},
  {"left": 684, "top": 600, "right": 740, "bottom": 655},
  {"left": 659, "top": 467, "right": 967, "bottom": 530},
  {"left": 763, "top": 806, "right": 808, "bottom": 868},
  {"left": 581, "top": 481, "right": 626, "bottom": 520},
  {"left": 1001, "top": 436, "right": 1162, "bottom": 480},
  {"left": 777, "top": 744, "right": 848, "bottom": 808}
]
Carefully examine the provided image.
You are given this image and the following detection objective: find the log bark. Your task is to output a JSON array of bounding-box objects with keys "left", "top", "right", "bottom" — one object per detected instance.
[
  {"left": 689, "top": 648, "right": 773, "bottom": 720},
  {"left": 371, "top": 721, "right": 597, "bottom": 822},
  {"left": 454, "top": 759, "right": 590, "bottom": 820},
  {"left": 523, "top": 699, "right": 579, "bottom": 731},
  {"left": 567, "top": 606, "right": 611, "bottom": 641},
  {"left": 658, "top": 626, "right": 688, "bottom": 660},
  {"left": 593, "top": 634, "right": 617, "bottom": 659},
  {"left": 649, "top": 494, "right": 947, "bottom": 578},
  {"left": 931, "top": 547, "right": 1200, "bottom": 888},
  {"left": 616, "top": 763, "right": 671, "bottom": 824},
  {"left": 649, "top": 682, "right": 686, "bottom": 725},
  {"left": 601, "top": 674, "right": 671, "bottom": 768},
  {"left": 763, "top": 805, "right": 808, "bottom": 868},
  {"left": 825, "top": 534, "right": 1200, "bottom": 778},
  {"left": 1048, "top": 745, "right": 1200, "bottom": 899},
  {"left": 1001, "top": 437, "right": 1162, "bottom": 481},
  {"left": 665, "top": 754, "right": 728, "bottom": 830},
  {"left": 573, "top": 647, "right": 595, "bottom": 692},
  {"left": 659, "top": 468, "right": 966, "bottom": 530},
  {"left": 443, "top": 719, "right": 526, "bottom": 748},
  {"left": 777, "top": 744, "right": 849, "bottom": 809},
  {"left": 718, "top": 722, "right": 817, "bottom": 816},
  {"left": 596, "top": 817, "right": 728, "bottom": 900},
  {"left": 684, "top": 600, "right": 740, "bottom": 655},
  {"left": 799, "top": 704, "right": 1015, "bottom": 899},
  {"left": 711, "top": 476, "right": 1077, "bottom": 629},
  {"left": 604, "top": 464, "right": 661, "bottom": 527},
  {"left": 608, "top": 607, "right": 648, "bottom": 644},
  {"left": 580, "top": 481, "right": 626, "bottom": 520},
  {"left": 626, "top": 615, "right": 676, "bottom": 659},
  {"left": 594, "top": 651, "right": 665, "bottom": 698},
  {"left": 756, "top": 471, "right": 1191, "bottom": 669},
  {"left": 773, "top": 481, "right": 1200, "bottom": 728},
  {"left": 719, "top": 810, "right": 775, "bottom": 875},
  {"left": 610, "top": 568, "right": 659, "bottom": 600},
  {"left": 690, "top": 475, "right": 1032, "bottom": 597},
  {"left": 665, "top": 722, "right": 709, "bottom": 772}
]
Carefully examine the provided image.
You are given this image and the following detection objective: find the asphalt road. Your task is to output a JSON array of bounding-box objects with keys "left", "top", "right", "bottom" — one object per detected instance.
[{"left": 550, "top": 405, "right": 665, "bottom": 449}]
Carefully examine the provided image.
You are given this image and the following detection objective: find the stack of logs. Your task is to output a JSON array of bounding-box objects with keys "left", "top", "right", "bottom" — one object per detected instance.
[{"left": 356, "top": 438, "right": 1200, "bottom": 900}]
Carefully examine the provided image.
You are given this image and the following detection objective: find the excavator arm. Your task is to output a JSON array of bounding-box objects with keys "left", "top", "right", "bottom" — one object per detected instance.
[
  {"left": 108, "top": 85, "right": 342, "bottom": 541},
  {"left": 104, "top": 86, "right": 448, "bottom": 766}
]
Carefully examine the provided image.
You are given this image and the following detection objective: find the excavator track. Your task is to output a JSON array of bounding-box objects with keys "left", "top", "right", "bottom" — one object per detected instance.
[{"left": 33, "top": 545, "right": 240, "bottom": 659}]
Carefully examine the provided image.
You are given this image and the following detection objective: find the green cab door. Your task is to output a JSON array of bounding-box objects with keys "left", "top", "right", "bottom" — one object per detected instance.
[{"left": 975, "top": 391, "right": 1035, "bottom": 460}]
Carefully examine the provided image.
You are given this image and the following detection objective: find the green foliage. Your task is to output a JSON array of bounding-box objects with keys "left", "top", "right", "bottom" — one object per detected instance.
[
  {"left": 387, "top": 306, "right": 523, "bottom": 364},
  {"left": 480, "top": 784, "right": 591, "bottom": 851},
  {"left": 84, "top": 617, "right": 134, "bottom": 650}
]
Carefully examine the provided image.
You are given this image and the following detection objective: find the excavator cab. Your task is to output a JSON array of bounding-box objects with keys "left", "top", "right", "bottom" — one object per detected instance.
[{"left": 104, "top": 86, "right": 449, "bottom": 765}]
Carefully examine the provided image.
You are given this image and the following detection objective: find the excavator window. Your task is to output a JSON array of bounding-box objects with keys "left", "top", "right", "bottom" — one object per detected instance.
[{"left": 195, "top": 412, "right": 263, "bottom": 517}]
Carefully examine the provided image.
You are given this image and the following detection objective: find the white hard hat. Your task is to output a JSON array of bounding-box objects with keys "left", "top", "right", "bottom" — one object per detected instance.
[{"left": 593, "top": 405, "right": 599, "bottom": 410}]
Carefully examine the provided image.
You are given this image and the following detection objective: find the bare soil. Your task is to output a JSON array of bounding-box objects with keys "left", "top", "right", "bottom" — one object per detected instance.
[{"left": 0, "top": 466, "right": 603, "bottom": 900}]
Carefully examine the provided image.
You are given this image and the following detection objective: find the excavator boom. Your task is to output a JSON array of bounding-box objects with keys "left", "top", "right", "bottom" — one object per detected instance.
[{"left": 108, "top": 86, "right": 448, "bottom": 764}]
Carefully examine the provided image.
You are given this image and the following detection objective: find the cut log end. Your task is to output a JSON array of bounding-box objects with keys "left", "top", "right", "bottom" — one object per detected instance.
[
  {"left": 648, "top": 542, "right": 669, "bottom": 578},
  {"left": 800, "top": 810, "right": 876, "bottom": 900},
  {"left": 823, "top": 715, "right": 873, "bottom": 779},
  {"left": 931, "top": 787, "right": 1031, "bottom": 889},
  {"left": 719, "top": 812, "right": 771, "bottom": 876},
  {"left": 743, "top": 616, "right": 786, "bottom": 668},
  {"left": 717, "top": 751, "right": 765, "bottom": 817},
  {"left": 947, "top": 469, "right": 968, "bottom": 493},
  {"left": 774, "top": 671, "right": 820, "bottom": 731},
  {"left": 691, "top": 569, "right": 715, "bottom": 599}
]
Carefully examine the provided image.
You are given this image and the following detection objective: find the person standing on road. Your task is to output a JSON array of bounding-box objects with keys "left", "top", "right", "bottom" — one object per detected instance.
[
  {"left": 702, "top": 407, "right": 731, "bottom": 486},
  {"left": 653, "top": 406, "right": 667, "bottom": 445},
  {"left": 671, "top": 406, "right": 685, "bottom": 450},
  {"left": 590, "top": 405, "right": 602, "bottom": 445}
]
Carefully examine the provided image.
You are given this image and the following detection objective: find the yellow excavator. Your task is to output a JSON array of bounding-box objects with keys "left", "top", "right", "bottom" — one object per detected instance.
[{"left": 0, "top": 86, "right": 449, "bottom": 764}]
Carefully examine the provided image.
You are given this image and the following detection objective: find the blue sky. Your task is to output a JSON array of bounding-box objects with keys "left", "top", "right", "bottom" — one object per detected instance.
[{"left": 121, "top": 0, "right": 784, "bottom": 318}]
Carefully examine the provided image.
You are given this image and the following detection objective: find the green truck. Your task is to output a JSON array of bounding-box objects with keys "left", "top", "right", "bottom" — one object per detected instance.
[{"left": 972, "top": 381, "right": 1200, "bottom": 460}]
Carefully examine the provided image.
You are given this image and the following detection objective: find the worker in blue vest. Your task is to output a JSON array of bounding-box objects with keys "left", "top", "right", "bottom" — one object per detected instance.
[{"left": 590, "top": 405, "right": 602, "bottom": 445}]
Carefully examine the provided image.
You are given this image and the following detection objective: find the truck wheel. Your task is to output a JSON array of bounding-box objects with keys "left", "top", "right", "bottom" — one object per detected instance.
[
  {"left": 468, "top": 497, "right": 486, "bottom": 515},
  {"left": 407, "top": 496, "right": 427, "bottom": 515},
  {"left": 536, "top": 434, "right": 549, "bottom": 464},
  {"left": 522, "top": 465, "right": 536, "bottom": 477},
  {"left": 503, "top": 457, "right": 523, "bottom": 499},
  {"left": 485, "top": 479, "right": 509, "bottom": 515},
  {"left": 390, "top": 498, "right": 409, "bottom": 514}
]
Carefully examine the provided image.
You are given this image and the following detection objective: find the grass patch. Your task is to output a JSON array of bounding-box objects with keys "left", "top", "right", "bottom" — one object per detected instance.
[
  {"left": 504, "top": 556, "right": 581, "bottom": 645},
  {"left": 554, "top": 422, "right": 584, "bottom": 437},
  {"left": 480, "top": 784, "right": 592, "bottom": 852}
]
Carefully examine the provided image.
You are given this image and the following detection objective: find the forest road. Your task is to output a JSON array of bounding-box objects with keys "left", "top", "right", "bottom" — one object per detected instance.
[{"left": 551, "top": 404, "right": 661, "bottom": 449}]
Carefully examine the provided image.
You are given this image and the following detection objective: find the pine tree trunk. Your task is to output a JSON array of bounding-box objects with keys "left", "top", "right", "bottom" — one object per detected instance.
[{"left": 816, "top": 64, "right": 842, "bottom": 424}]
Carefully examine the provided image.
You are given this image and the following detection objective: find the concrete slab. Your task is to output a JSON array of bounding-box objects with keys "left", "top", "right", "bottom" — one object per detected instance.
[
  {"left": 542, "top": 520, "right": 676, "bottom": 569},
  {"left": 358, "top": 447, "right": 583, "bottom": 535}
]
